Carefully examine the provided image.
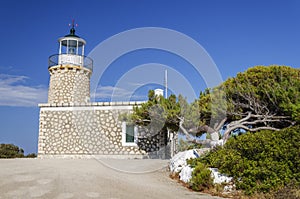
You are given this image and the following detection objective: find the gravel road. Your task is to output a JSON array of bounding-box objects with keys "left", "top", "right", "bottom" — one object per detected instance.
[{"left": 0, "top": 158, "right": 224, "bottom": 199}]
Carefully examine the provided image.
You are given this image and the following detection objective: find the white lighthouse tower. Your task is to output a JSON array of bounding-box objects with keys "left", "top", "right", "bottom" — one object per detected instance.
[{"left": 47, "top": 22, "right": 93, "bottom": 104}]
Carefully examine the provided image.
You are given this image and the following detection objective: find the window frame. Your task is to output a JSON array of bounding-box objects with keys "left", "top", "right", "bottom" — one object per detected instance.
[{"left": 121, "top": 121, "right": 138, "bottom": 146}]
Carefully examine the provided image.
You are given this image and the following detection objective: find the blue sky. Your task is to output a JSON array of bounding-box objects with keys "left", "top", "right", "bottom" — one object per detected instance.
[{"left": 0, "top": 0, "right": 299, "bottom": 154}]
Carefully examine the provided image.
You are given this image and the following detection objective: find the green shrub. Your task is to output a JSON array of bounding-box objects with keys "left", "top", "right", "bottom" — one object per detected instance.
[
  {"left": 189, "top": 162, "right": 214, "bottom": 191},
  {"left": 0, "top": 143, "right": 25, "bottom": 158},
  {"left": 178, "top": 139, "right": 203, "bottom": 151},
  {"left": 25, "top": 153, "right": 37, "bottom": 158},
  {"left": 196, "top": 125, "right": 300, "bottom": 195},
  {"left": 0, "top": 144, "right": 36, "bottom": 158}
]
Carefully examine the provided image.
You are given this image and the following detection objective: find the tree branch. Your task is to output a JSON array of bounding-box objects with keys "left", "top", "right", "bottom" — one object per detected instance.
[
  {"left": 215, "top": 117, "right": 227, "bottom": 132},
  {"left": 222, "top": 112, "right": 294, "bottom": 143}
]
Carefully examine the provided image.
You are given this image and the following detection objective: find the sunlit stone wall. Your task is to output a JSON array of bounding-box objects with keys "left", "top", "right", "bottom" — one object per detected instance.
[
  {"left": 47, "top": 65, "right": 91, "bottom": 104},
  {"left": 37, "top": 102, "right": 169, "bottom": 159}
]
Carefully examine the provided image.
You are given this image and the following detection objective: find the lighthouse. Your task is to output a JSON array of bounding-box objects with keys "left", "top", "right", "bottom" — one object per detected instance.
[
  {"left": 38, "top": 23, "right": 174, "bottom": 159},
  {"left": 47, "top": 22, "right": 93, "bottom": 104}
]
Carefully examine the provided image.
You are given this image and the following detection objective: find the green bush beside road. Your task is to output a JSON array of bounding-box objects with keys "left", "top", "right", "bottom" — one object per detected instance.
[
  {"left": 0, "top": 143, "right": 36, "bottom": 158},
  {"left": 189, "top": 125, "right": 300, "bottom": 196}
]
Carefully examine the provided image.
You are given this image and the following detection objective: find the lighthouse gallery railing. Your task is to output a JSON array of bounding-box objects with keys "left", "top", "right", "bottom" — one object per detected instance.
[{"left": 48, "top": 54, "right": 93, "bottom": 71}]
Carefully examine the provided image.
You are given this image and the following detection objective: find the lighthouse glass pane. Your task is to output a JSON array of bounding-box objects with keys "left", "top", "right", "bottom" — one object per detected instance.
[
  {"left": 68, "top": 47, "right": 76, "bottom": 54},
  {"left": 61, "top": 46, "right": 68, "bottom": 54},
  {"left": 68, "top": 40, "right": 77, "bottom": 47},
  {"left": 77, "top": 47, "right": 83, "bottom": 55}
]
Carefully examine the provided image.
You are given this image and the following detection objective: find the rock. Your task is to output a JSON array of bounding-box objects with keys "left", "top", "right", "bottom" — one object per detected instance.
[
  {"left": 169, "top": 149, "right": 200, "bottom": 173},
  {"left": 179, "top": 165, "right": 194, "bottom": 183},
  {"left": 210, "top": 140, "right": 224, "bottom": 148},
  {"left": 224, "top": 184, "right": 236, "bottom": 192},
  {"left": 209, "top": 168, "right": 232, "bottom": 184}
]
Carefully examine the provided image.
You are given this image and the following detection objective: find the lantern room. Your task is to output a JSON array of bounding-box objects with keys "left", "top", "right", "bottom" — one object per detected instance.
[
  {"left": 48, "top": 22, "right": 93, "bottom": 71},
  {"left": 58, "top": 26, "right": 86, "bottom": 56}
]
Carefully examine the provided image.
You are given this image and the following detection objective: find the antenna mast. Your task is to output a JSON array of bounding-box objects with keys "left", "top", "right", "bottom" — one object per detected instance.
[{"left": 164, "top": 69, "right": 168, "bottom": 98}]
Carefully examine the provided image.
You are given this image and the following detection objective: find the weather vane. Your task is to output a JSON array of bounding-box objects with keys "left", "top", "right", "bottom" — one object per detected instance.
[
  {"left": 68, "top": 19, "right": 78, "bottom": 35},
  {"left": 69, "top": 19, "right": 78, "bottom": 29}
]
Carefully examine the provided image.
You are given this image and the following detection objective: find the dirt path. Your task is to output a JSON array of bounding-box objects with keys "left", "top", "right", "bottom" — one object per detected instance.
[{"left": 0, "top": 159, "right": 224, "bottom": 199}]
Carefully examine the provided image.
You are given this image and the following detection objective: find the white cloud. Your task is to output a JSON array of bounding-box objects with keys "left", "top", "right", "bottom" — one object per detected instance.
[
  {"left": 0, "top": 74, "right": 48, "bottom": 107},
  {"left": 92, "top": 85, "right": 146, "bottom": 101}
]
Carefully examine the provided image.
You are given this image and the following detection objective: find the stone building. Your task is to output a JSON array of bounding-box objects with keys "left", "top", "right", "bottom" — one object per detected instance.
[{"left": 37, "top": 26, "right": 177, "bottom": 159}]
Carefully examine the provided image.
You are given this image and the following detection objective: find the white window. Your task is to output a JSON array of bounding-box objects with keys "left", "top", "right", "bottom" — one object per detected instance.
[{"left": 122, "top": 122, "right": 138, "bottom": 146}]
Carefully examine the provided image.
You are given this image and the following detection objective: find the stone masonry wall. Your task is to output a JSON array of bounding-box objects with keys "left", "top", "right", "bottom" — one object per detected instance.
[
  {"left": 48, "top": 65, "right": 91, "bottom": 104},
  {"left": 38, "top": 102, "right": 167, "bottom": 159}
]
